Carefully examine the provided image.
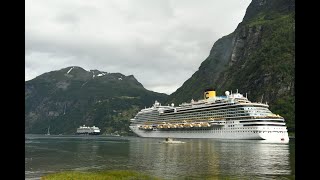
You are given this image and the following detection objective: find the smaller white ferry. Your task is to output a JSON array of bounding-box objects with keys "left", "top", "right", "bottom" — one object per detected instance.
[{"left": 76, "top": 125, "right": 101, "bottom": 135}]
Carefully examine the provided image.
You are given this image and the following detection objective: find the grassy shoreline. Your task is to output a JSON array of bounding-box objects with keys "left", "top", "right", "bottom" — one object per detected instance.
[{"left": 41, "top": 170, "right": 161, "bottom": 180}]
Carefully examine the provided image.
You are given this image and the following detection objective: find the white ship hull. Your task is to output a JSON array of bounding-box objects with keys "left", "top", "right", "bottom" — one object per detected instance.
[
  {"left": 129, "top": 126, "right": 289, "bottom": 143},
  {"left": 129, "top": 90, "right": 290, "bottom": 144}
]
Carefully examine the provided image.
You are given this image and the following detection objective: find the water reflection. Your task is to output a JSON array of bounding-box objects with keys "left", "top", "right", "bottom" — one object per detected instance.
[
  {"left": 25, "top": 135, "right": 294, "bottom": 179},
  {"left": 128, "top": 138, "right": 292, "bottom": 179},
  {"left": 25, "top": 135, "right": 131, "bottom": 178}
]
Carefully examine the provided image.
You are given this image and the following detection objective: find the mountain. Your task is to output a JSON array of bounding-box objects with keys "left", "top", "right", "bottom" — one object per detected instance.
[
  {"left": 25, "top": 66, "right": 168, "bottom": 135},
  {"left": 166, "top": 0, "right": 295, "bottom": 131}
]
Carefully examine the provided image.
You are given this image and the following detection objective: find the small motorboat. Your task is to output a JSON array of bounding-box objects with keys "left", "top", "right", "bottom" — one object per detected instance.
[{"left": 160, "top": 137, "right": 185, "bottom": 144}]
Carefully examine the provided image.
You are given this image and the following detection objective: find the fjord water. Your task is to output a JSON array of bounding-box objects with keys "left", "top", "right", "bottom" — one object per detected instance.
[{"left": 25, "top": 135, "right": 295, "bottom": 179}]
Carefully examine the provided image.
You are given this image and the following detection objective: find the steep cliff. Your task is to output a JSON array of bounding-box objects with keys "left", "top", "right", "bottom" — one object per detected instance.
[{"left": 166, "top": 0, "right": 295, "bottom": 130}]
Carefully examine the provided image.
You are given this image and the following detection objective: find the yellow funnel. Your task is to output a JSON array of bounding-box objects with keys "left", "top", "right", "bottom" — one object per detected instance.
[{"left": 204, "top": 89, "right": 216, "bottom": 99}]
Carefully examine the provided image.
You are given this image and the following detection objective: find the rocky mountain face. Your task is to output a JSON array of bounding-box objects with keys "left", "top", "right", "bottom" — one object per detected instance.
[
  {"left": 166, "top": 0, "right": 295, "bottom": 131},
  {"left": 25, "top": 66, "right": 168, "bottom": 135}
]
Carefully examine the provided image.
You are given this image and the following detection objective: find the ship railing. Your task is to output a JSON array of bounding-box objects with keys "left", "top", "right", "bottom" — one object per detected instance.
[{"left": 208, "top": 118, "right": 226, "bottom": 126}]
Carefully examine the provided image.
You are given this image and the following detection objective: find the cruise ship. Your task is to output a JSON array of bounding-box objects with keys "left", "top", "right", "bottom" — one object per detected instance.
[
  {"left": 76, "top": 125, "right": 101, "bottom": 135},
  {"left": 129, "top": 89, "right": 289, "bottom": 143}
]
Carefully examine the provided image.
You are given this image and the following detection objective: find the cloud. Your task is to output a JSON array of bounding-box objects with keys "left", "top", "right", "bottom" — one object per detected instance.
[{"left": 25, "top": 0, "right": 251, "bottom": 95}]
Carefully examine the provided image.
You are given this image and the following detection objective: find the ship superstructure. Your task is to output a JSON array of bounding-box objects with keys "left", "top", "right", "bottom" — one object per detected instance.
[
  {"left": 129, "top": 89, "right": 289, "bottom": 142},
  {"left": 76, "top": 125, "right": 101, "bottom": 135}
]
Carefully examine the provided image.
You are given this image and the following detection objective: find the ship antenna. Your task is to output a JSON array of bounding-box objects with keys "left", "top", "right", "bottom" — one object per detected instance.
[
  {"left": 260, "top": 94, "right": 264, "bottom": 103},
  {"left": 245, "top": 93, "right": 247, "bottom": 98},
  {"left": 231, "top": 90, "right": 232, "bottom": 95},
  {"left": 236, "top": 89, "right": 238, "bottom": 93}
]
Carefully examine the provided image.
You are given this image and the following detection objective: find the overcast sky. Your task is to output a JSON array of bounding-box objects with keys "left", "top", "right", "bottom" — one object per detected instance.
[{"left": 26, "top": 0, "right": 252, "bottom": 95}]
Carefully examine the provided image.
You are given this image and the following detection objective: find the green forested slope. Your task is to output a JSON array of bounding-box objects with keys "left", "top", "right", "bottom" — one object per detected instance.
[
  {"left": 166, "top": 0, "right": 295, "bottom": 131},
  {"left": 25, "top": 66, "right": 168, "bottom": 135}
]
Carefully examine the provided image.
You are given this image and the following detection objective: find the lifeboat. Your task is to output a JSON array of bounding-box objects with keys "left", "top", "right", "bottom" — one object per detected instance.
[
  {"left": 202, "top": 122, "right": 210, "bottom": 127},
  {"left": 142, "top": 125, "right": 153, "bottom": 130},
  {"left": 183, "top": 124, "right": 190, "bottom": 128}
]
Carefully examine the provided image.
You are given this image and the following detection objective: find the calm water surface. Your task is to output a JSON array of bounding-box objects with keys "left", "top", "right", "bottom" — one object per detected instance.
[{"left": 25, "top": 135, "right": 295, "bottom": 179}]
